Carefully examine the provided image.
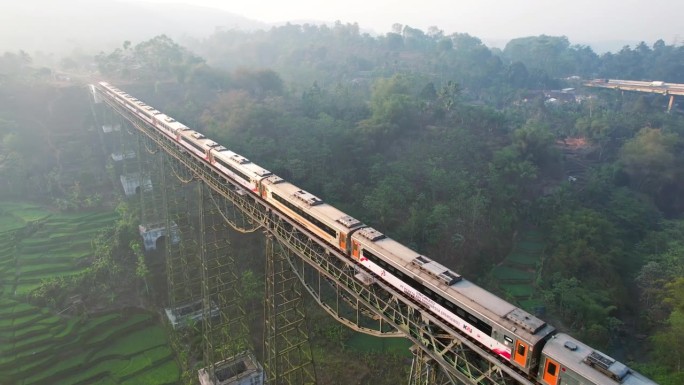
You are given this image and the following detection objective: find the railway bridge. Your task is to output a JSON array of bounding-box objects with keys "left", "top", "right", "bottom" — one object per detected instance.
[{"left": 90, "top": 82, "right": 653, "bottom": 385}]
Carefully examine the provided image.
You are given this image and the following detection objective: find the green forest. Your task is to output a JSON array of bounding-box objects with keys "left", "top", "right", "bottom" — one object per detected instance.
[{"left": 2, "top": 24, "right": 684, "bottom": 384}]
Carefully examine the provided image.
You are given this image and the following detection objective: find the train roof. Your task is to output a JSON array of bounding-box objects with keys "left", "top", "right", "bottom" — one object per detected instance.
[
  {"left": 213, "top": 150, "right": 272, "bottom": 178},
  {"left": 267, "top": 180, "right": 364, "bottom": 232},
  {"left": 353, "top": 231, "right": 552, "bottom": 340},
  {"left": 155, "top": 113, "right": 188, "bottom": 130},
  {"left": 543, "top": 333, "right": 657, "bottom": 385}
]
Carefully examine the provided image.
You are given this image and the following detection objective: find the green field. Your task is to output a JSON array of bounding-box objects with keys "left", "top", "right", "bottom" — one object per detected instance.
[
  {"left": 0, "top": 299, "right": 179, "bottom": 385},
  {"left": 491, "top": 265, "right": 535, "bottom": 282},
  {"left": 0, "top": 203, "right": 180, "bottom": 385},
  {"left": 491, "top": 229, "right": 546, "bottom": 311},
  {"left": 0, "top": 205, "right": 119, "bottom": 297},
  {"left": 0, "top": 203, "right": 52, "bottom": 233}
]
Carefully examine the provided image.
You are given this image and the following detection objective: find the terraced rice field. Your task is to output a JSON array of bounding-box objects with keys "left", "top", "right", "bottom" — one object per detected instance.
[
  {"left": 0, "top": 203, "right": 51, "bottom": 233},
  {"left": 0, "top": 203, "right": 180, "bottom": 384},
  {"left": 0, "top": 205, "right": 118, "bottom": 296},
  {"left": 491, "top": 229, "right": 546, "bottom": 313},
  {"left": 0, "top": 299, "right": 179, "bottom": 385}
]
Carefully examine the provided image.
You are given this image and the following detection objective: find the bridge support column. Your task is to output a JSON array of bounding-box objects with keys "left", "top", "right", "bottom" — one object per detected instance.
[
  {"left": 668, "top": 94, "right": 675, "bottom": 112},
  {"left": 198, "top": 182, "right": 255, "bottom": 383},
  {"left": 263, "top": 233, "right": 317, "bottom": 384},
  {"left": 160, "top": 153, "right": 202, "bottom": 310}
]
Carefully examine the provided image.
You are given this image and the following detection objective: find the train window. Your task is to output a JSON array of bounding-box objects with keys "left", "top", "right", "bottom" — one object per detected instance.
[
  {"left": 517, "top": 344, "right": 525, "bottom": 355},
  {"left": 181, "top": 137, "right": 205, "bottom": 153},
  {"left": 216, "top": 158, "right": 250, "bottom": 182},
  {"left": 546, "top": 361, "right": 557, "bottom": 375},
  {"left": 363, "top": 249, "right": 380, "bottom": 263}
]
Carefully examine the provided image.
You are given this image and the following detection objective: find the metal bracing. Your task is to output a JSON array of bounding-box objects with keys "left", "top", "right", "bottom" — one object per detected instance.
[
  {"left": 136, "top": 133, "right": 161, "bottom": 226},
  {"left": 264, "top": 234, "right": 317, "bottom": 385},
  {"left": 160, "top": 154, "right": 202, "bottom": 309},
  {"left": 198, "top": 181, "right": 251, "bottom": 379},
  {"left": 409, "top": 345, "right": 458, "bottom": 385},
  {"left": 98, "top": 91, "right": 537, "bottom": 385}
]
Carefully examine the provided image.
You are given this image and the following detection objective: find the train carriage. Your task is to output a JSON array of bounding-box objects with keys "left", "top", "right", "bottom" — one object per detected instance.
[
  {"left": 212, "top": 150, "right": 272, "bottom": 194},
  {"left": 261, "top": 176, "right": 365, "bottom": 250},
  {"left": 177, "top": 130, "right": 221, "bottom": 160},
  {"left": 538, "top": 333, "right": 657, "bottom": 385},
  {"left": 153, "top": 114, "right": 189, "bottom": 140},
  {"left": 350, "top": 227, "right": 555, "bottom": 374}
]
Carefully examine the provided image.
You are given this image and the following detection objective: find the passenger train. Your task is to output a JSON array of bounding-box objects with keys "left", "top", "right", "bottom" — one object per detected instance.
[{"left": 94, "top": 81, "right": 658, "bottom": 385}]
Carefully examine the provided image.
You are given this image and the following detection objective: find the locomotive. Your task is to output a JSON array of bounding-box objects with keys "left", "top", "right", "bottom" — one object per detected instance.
[{"left": 95, "top": 81, "right": 658, "bottom": 385}]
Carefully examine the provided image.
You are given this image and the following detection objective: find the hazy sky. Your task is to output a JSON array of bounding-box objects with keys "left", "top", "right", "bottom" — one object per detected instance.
[{"left": 130, "top": 0, "right": 683, "bottom": 47}]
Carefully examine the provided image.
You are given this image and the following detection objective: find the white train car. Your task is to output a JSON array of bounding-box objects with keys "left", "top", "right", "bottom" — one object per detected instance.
[
  {"left": 153, "top": 113, "right": 190, "bottom": 141},
  {"left": 177, "top": 130, "right": 221, "bottom": 160},
  {"left": 350, "top": 227, "right": 555, "bottom": 374},
  {"left": 261, "top": 176, "right": 365, "bottom": 250},
  {"left": 212, "top": 150, "right": 272, "bottom": 194}
]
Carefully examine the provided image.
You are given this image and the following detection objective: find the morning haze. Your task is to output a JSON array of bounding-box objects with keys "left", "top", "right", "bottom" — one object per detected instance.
[
  {"left": 3, "top": 0, "right": 683, "bottom": 56},
  {"left": 1, "top": 1, "right": 683, "bottom": 384}
]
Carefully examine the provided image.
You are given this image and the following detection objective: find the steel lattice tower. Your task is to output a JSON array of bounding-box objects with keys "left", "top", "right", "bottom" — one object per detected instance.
[
  {"left": 263, "top": 233, "right": 317, "bottom": 385},
  {"left": 198, "top": 182, "right": 251, "bottom": 379}
]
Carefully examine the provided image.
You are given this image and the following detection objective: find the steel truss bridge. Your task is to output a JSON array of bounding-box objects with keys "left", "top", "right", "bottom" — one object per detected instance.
[{"left": 92, "top": 85, "right": 537, "bottom": 385}]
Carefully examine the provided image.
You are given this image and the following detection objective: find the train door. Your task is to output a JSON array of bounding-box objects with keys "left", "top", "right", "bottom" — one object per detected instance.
[
  {"left": 513, "top": 340, "right": 528, "bottom": 367},
  {"left": 351, "top": 240, "right": 359, "bottom": 259},
  {"left": 541, "top": 357, "right": 560, "bottom": 385},
  {"left": 339, "top": 233, "right": 347, "bottom": 251}
]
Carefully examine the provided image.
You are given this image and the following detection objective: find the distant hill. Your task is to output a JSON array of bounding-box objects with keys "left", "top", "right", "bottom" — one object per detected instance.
[{"left": 0, "top": 0, "right": 267, "bottom": 55}]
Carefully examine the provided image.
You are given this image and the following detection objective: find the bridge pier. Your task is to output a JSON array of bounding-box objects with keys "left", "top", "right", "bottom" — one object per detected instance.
[
  {"left": 119, "top": 172, "right": 152, "bottom": 197},
  {"left": 101, "top": 124, "right": 121, "bottom": 133},
  {"left": 139, "top": 221, "right": 180, "bottom": 251},
  {"left": 668, "top": 94, "right": 675, "bottom": 112},
  {"left": 110, "top": 150, "right": 136, "bottom": 162},
  {"left": 164, "top": 299, "right": 219, "bottom": 330},
  {"left": 198, "top": 351, "right": 264, "bottom": 385}
]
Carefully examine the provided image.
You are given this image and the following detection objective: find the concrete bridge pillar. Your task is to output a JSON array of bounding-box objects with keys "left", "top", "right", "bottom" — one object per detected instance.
[
  {"left": 138, "top": 221, "right": 180, "bottom": 251},
  {"left": 119, "top": 172, "right": 152, "bottom": 197}
]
